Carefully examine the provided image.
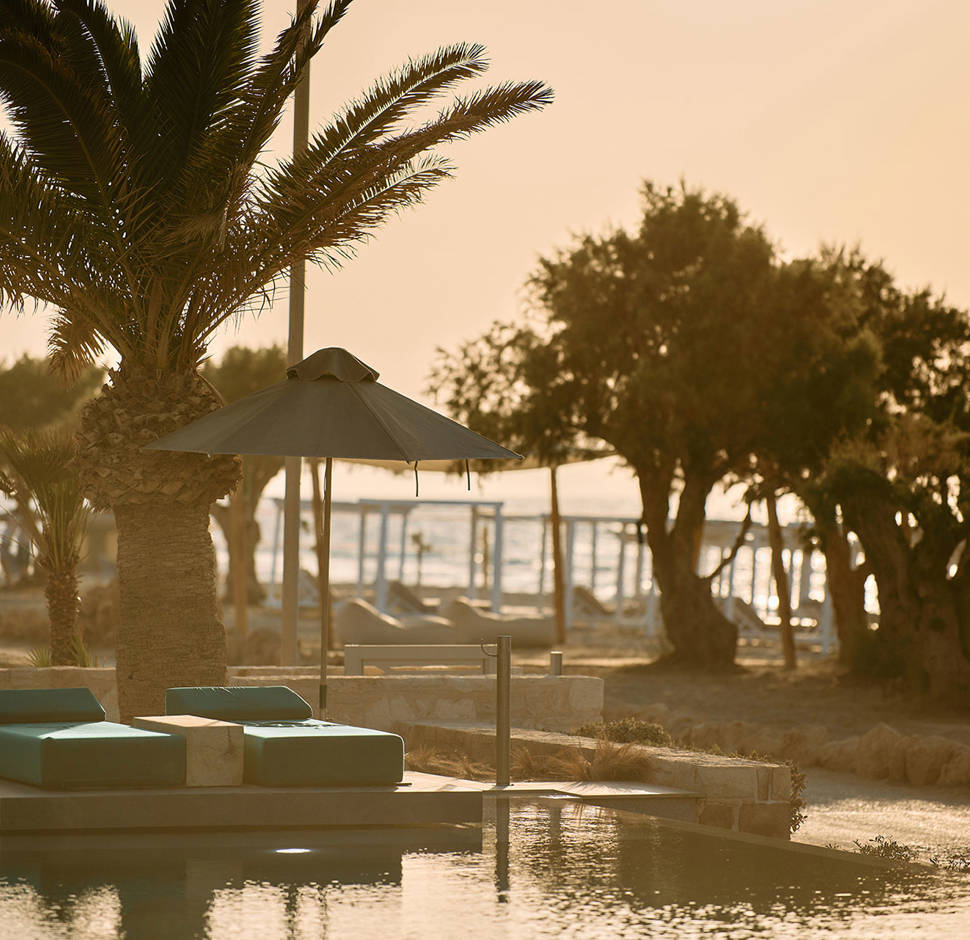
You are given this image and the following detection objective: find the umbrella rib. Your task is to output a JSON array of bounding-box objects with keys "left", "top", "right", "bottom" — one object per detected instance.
[{"left": 347, "top": 384, "right": 411, "bottom": 461}]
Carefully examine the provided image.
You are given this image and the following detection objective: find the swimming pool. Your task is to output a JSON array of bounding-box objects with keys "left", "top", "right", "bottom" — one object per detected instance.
[{"left": 1, "top": 799, "right": 967, "bottom": 938}]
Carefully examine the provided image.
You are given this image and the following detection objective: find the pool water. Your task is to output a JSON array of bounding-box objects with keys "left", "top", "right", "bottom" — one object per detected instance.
[{"left": 1, "top": 799, "right": 967, "bottom": 939}]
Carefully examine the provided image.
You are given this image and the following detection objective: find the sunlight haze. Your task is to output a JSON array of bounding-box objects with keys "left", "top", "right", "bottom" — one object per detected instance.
[{"left": 4, "top": 0, "right": 967, "bottom": 402}]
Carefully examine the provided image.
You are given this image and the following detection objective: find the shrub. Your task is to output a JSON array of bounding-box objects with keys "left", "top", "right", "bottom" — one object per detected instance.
[{"left": 573, "top": 717, "right": 672, "bottom": 747}]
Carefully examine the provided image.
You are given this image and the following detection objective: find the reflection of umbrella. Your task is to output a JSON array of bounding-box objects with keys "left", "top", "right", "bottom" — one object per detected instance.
[{"left": 148, "top": 347, "right": 520, "bottom": 713}]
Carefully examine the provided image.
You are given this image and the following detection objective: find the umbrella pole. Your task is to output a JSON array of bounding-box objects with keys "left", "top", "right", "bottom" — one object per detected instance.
[{"left": 319, "top": 457, "right": 333, "bottom": 717}]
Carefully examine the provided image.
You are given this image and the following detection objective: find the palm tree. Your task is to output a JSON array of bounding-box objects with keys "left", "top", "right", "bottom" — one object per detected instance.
[
  {"left": 0, "top": 0, "right": 552, "bottom": 718},
  {"left": 0, "top": 427, "right": 90, "bottom": 665}
]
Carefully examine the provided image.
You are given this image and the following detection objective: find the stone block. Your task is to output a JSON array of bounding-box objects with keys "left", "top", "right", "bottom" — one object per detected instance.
[
  {"left": 939, "top": 746, "right": 970, "bottom": 787},
  {"left": 693, "top": 760, "right": 759, "bottom": 800},
  {"left": 856, "top": 723, "right": 905, "bottom": 779},
  {"left": 738, "top": 801, "right": 791, "bottom": 839},
  {"left": 133, "top": 715, "right": 243, "bottom": 787},
  {"left": 816, "top": 736, "right": 859, "bottom": 773},
  {"left": 770, "top": 764, "right": 792, "bottom": 802},
  {"left": 644, "top": 754, "right": 698, "bottom": 792},
  {"left": 905, "top": 735, "right": 957, "bottom": 787},
  {"left": 697, "top": 800, "right": 736, "bottom": 830},
  {"left": 756, "top": 766, "right": 770, "bottom": 801}
]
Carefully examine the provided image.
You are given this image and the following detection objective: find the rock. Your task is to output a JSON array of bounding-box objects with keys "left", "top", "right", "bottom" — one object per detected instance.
[
  {"left": 817, "top": 736, "right": 859, "bottom": 773},
  {"left": 938, "top": 745, "right": 970, "bottom": 787},
  {"left": 779, "top": 724, "right": 829, "bottom": 766},
  {"left": 855, "top": 723, "right": 906, "bottom": 779},
  {"left": 904, "top": 735, "right": 958, "bottom": 787}
]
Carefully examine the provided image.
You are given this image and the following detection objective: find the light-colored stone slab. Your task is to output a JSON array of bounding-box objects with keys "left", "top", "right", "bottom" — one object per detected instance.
[{"left": 133, "top": 715, "right": 243, "bottom": 787}]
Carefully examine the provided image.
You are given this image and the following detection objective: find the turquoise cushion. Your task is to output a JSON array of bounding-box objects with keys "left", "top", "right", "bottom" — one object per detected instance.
[
  {"left": 165, "top": 686, "right": 312, "bottom": 722},
  {"left": 239, "top": 719, "right": 404, "bottom": 787},
  {"left": 0, "top": 721, "right": 185, "bottom": 789},
  {"left": 0, "top": 688, "right": 105, "bottom": 724}
]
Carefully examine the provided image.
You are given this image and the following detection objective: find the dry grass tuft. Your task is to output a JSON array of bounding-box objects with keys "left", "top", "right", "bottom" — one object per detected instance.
[
  {"left": 512, "top": 742, "right": 653, "bottom": 782},
  {"left": 404, "top": 746, "right": 494, "bottom": 781}
]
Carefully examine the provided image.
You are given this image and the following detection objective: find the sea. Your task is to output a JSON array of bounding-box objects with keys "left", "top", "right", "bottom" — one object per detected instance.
[{"left": 212, "top": 458, "right": 836, "bottom": 618}]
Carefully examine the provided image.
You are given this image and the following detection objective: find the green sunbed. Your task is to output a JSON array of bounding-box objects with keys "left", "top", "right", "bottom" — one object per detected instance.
[
  {"left": 165, "top": 686, "right": 404, "bottom": 787},
  {"left": 0, "top": 688, "right": 185, "bottom": 789}
]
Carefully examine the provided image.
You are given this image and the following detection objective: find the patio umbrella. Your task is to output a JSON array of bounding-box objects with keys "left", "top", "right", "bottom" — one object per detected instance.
[{"left": 148, "top": 347, "right": 521, "bottom": 714}]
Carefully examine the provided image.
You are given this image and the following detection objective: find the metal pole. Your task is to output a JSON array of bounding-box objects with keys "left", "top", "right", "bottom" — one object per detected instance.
[
  {"left": 491, "top": 505, "right": 504, "bottom": 613},
  {"left": 537, "top": 516, "right": 548, "bottom": 612},
  {"left": 356, "top": 509, "right": 367, "bottom": 593},
  {"left": 496, "top": 635, "right": 511, "bottom": 787},
  {"left": 468, "top": 507, "right": 479, "bottom": 600},
  {"left": 318, "top": 458, "right": 332, "bottom": 717},
  {"left": 549, "top": 650, "right": 563, "bottom": 676},
  {"left": 375, "top": 503, "right": 389, "bottom": 611},
  {"left": 281, "top": 0, "right": 312, "bottom": 667},
  {"left": 564, "top": 520, "right": 575, "bottom": 631}
]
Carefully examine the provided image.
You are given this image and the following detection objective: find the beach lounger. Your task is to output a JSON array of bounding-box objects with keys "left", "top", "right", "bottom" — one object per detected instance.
[
  {"left": 0, "top": 688, "right": 185, "bottom": 789},
  {"left": 165, "top": 686, "right": 404, "bottom": 787}
]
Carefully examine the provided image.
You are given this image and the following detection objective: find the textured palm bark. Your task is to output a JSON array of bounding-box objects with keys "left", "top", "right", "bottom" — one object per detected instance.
[
  {"left": 639, "top": 469, "right": 737, "bottom": 666},
  {"left": 45, "top": 568, "right": 79, "bottom": 665},
  {"left": 78, "top": 368, "right": 240, "bottom": 721},
  {"left": 114, "top": 500, "right": 227, "bottom": 719}
]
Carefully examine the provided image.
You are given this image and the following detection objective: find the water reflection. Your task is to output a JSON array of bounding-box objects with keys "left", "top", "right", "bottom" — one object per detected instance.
[
  {"left": 0, "top": 805, "right": 967, "bottom": 939},
  {"left": 0, "top": 827, "right": 480, "bottom": 939}
]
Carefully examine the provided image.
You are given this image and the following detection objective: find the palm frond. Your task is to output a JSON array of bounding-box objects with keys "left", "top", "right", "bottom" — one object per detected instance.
[
  {"left": 0, "top": 424, "right": 89, "bottom": 569},
  {"left": 143, "top": 0, "right": 261, "bottom": 194},
  {"left": 0, "top": 20, "right": 126, "bottom": 213},
  {"left": 47, "top": 307, "right": 108, "bottom": 380}
]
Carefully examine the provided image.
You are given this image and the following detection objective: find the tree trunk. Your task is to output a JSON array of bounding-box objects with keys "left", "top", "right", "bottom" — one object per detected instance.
[
  {"left": 765, "top": 490, "right": 796, "bottom": 669},
  {"left": 549, "top": 465, "right": 566, "bottom": 644},
  {"left": 77, "top": 367, "right": 240, "bottom": 722},
  {"left": 639, "top": 468, "right": 737, "bottom": 665},
  {"left": 212, "top": 502, "right": 266, "bottom": 605},
  {"left": 45, "top": 567, "right": 79, "bottom": 665},
  {"left": 114, "top": 499, "right": 227, "bottom": 720},
  {"left": 840, "top": 489, "right": 918, "bottom": 680},
  {"left": 229, "top": 487, "right": 248, "bottom": 636},
  {"left": 912, "top": 579, "right": 970, "bottom": 701},
  {"left": 814, "top": 517, "right": 870, "bottom": 667}
]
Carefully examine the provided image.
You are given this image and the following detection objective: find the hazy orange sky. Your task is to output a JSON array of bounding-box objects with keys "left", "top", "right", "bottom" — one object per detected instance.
[{"left": 4, "top": 0, "right": 969, "bottom": 406}]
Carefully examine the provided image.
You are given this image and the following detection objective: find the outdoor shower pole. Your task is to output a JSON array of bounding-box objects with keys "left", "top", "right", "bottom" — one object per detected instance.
[
  {"left": 281, "top": 0, "right": 312, "bottom": 666},
  {"left": 496, "top": 635, "right": 512, "bottom": 787}
]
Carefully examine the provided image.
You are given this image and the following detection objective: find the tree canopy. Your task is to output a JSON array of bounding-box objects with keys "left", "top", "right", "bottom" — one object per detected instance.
[{"left": 0, "top": 355, "right": 102, "bottom": 432}]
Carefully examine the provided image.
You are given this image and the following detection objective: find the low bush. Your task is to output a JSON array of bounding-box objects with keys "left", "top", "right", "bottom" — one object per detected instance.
[{"left": 573, "top": 717, "right": 672, "bottom": 747}]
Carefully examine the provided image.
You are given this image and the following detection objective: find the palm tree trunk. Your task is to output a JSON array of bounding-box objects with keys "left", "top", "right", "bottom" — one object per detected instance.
[
  {"left": 46, "top": 567, "right": 79, "bottom": 665},
  {"left": 114, "top": 499, "right": 227, "bottom": 721}
]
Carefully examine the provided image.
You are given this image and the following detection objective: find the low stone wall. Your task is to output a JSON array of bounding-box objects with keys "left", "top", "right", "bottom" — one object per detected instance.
[
  {"left": 403, "top": 721, "right": 793, "bottom": 840},
  {"left": 0, "top": 668, "right": 603, "bottom": 732},
  {"left": 226, "top": 673, "right": 603, "bottom": 732},
  {"left": 638, "top": 703, "right": 970, "bottom": 789}
]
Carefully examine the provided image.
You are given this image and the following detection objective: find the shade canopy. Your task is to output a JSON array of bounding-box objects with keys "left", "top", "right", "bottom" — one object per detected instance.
[
  {"left": 147, "top": 347, "right": 522, "bottom": 718},
  {"left": 148, "top": 347, "right": 522, "bottom": 464}
]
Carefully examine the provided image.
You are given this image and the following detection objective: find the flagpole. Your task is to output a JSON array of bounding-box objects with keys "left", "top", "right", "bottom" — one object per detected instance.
[{"left": 281, "top": 0, "right": 312, "bottom": 666}]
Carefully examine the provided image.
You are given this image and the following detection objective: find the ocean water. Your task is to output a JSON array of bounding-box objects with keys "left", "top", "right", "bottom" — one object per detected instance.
[{"left": 212, "top": 460, "right": 851, "bottom": 619}]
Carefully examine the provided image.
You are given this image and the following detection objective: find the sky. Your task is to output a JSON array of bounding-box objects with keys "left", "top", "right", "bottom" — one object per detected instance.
[{"left": 3, "top": 0, "right": 969, "bottom": 512}]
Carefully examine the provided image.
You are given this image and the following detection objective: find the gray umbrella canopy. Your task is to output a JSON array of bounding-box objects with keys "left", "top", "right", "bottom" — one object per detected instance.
[
  {"left": 150, "top": 347, "right": 520, "bottom": 463},
  {"left": 148, "top": 347, "right": 521, "bottom": 715}
]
